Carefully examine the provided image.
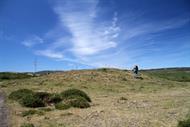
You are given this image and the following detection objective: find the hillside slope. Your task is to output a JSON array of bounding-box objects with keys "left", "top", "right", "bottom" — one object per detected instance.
[
  {"left": 1, "top": 68, "right": 190, "bottom": 127},
  {"left": 142, "top": 68, "right": 190, "bottom": 82}
]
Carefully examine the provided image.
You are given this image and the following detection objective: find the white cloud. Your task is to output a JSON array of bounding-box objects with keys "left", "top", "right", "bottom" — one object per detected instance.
[
  {"left": 122, "top": 17, "right": 190, "bottom": 41},
  {"left": 35, "top": 49, "right": 63, "bottom": 59},
  {"left": 22, "top": 35, "right": 44, "bottom": 47},
  {"left": 54, "top": 0, "right": 120, "bottom": 57},
  {"left": 21, "top": 0, "right": 190, "bottom": 69}
]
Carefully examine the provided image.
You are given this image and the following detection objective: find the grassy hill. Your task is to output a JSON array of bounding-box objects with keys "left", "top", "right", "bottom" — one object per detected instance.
[
  {"left": 1, "top": 68, "right": 190, "bottom": 127},
  {"left": 142, "top": 67, "right": 190, "bottom": 82},
  {"left": 0, "top": 72, "right": 33, "bottom": 81}
]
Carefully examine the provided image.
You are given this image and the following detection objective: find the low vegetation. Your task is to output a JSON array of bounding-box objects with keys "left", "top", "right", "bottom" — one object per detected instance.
[
  {"left": 48, "top": 93, "right": 62, "bottom": 104},
  {"left": 2, "top": 68, "right": 190, "bottom": 127},
  {"left": 20, "top": 123, "right": 34, "bottom": 127},
  {"left": 143, "top": 69, "right": 190, "bottom": 82},
  {"left": 19, "top": 93, "right": 45, "bottom": 108},
  {"left": 9, "top": 88, "right": 91, "bottom": 109},
  {"left": 178, "top": 118, "right": 190, "bottom": 127},
  {"left": 21, "top": 110, "right": 44, "bottom": 117},
  {"left": 61, "top": 88, "right": 91, "bottom": 102},
  {"left": 8, "top": 89, "right": 34, "bottom": 101},
  {"left": 66, "top": 96, "right": 90, "bottom": 108},
  {"left": 0, "top": 72, "right": 33, "bottom": 81},
  {"left": 55, "top": 102, "right": 71, "bottom": 110}
]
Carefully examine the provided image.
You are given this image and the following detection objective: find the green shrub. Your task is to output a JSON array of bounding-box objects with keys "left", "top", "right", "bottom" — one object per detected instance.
[
  {"left": 67, "top": 96, "right": 90, "bottom": 108},
  {"left": 99, "top": 68, "right": 108, "bottom": 71},
  {"left": 0, "top": 72, "right": 33, "bottom": 81},
  {"left": 35, "top": 92, "right": 50, "bottom": 100},
  {"left": 55, "top": 102, "right": 70, "bottom": 110},
  {"left": 10, "top": 89, "right": 91, "bottom": 109},
  {"left": 61, "top": 89, "right": 91, "bottom": 102},
  {"left": 20, "top": 123, "right": 34, "bottom": 127},
  {"left": 1, "top": 75, "right": 10, "bottom": 80},
  {"left": 178, "top": 118, "right": 190, "bottom": 127},
  {"left": 9, "top": 89, "right": 34, "bottom": 101},
  {"left": 34, "top": 92, "right": 51, "bottom": 104},
  {"left": 19, "top": 94, "right": 45, "bottom": 108},
  {"left": 21, "top": 110, "right": 44, "bottom": 117},
  {"left": 48, "top": 94, "right": 62, "bottom": 104}
]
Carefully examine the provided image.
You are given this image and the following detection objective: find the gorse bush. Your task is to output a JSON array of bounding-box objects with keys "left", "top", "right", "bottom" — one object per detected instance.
[
  {"left": 178, "top": 118, "right": 190, "bottom": 127},
  {"left": 9, "top": 89, "right": 34, "bottom": 101},
  {"left": 34, "top": 92, "right": 62, "bottom": 104},
  {"left": 66, "top": 96, "right": 90, "bottom": 108},
  {"left": 9, "top": 88, "right": 91, "bottom": 109},
  {"left": 19, "top": 94, "right": 45, "bottom": 108},
  {"left": 48, "top": 93, "right": 62, "bottom": 104},
  {"left": 55, "top": 96, "right": 90, "bottom": 110},
  {"left": 9, "top": 89, "right": 45, "bottom": 108},
  {"left": 55, "top": 102, "right": 71, "bottom": 110},
  {"left": 61, "top": 88, "right": 91, "bottom": 102},
  {"left": 35, "top": 92, "right": 50, "bottom": 100},
  {"left": 20, "top": 123, "right": 34, "bottom": 127},
  {"left": 59, "top": 89, "right": 91, "bottom": 109},
  {"left": 34, "top": 92, "right": 51, "bottom": 104}
]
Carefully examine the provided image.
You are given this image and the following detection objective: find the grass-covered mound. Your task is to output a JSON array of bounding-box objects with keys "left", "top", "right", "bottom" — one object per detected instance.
[
  {"left": 19, "top": 94, "right": 45, "bottom": 108},
  {"left": 9, "top": 89, "right": 34, "bottom": 101},
  {"left": 66, "top": 96, "right": 90, "bottom": 108},
  {"left": 61, "top": 88, "right": 91, "bottom": 102},
  {"left": 48, "top": 93, "right": 62, "bottom": 104},
  {"left": 9, "top": 89, "right": 48, "bottom": 108},
  {"left": 55, "top": 102, "right": 71, "bottom": 110},
  {"left": 54, "top": 89, "right": 91, "bottom": 110},
  {"left": 9, "top": 88, "right": 91, "bottom": 109}
]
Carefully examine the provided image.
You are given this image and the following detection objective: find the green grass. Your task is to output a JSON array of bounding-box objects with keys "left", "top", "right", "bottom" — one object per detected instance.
[
  {"left": 66, "top": 96, "right": 90, "bottom": 108},
  {"left": 21, "top": 109, "right": 44, "bottom": 117},
  {"left": 0, "top": 72, "right": 33, "bottom": 81},
  {"left": 19, "top": 93, "right": 45, "bottom": 108},
  {"left": 8, "top": 89, "right": 34, "bottom": 101},
  {"left": 2, "top": 68, "right": 190, "bottom": 127},
  {"left": 9, "top": 89, "right": 45, "bottom": 108},
  {"left": 142, "top": 70, "right": 190, "bottom": 82},
  {"left": 61, "top": 88, "right": 91, "bottom": 102},
  {"left": 57, "top": 89, "right": 91, "bottom": 109},
  {"left": 55, "top": 102, "right": 71, "bottom": 110},
  {"left": 178, "top": 118, "right": 190, "bottom": 127},
  {"left": 9, "top": 88, "right": 91, "bottom": 109},
  {"left": 20, "top": 123, "right": 34, "bottom": 127}
]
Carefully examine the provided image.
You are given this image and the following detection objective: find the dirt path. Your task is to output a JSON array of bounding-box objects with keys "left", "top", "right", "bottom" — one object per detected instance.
[{"left": 0, "top": 91, "right": 8, "bottom": 127}]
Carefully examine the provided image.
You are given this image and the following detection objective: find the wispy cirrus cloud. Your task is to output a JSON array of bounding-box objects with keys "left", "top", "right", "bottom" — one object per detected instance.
[
  {"left": 22, "top": 35, "right": 44, "bottom": 47},
  {"left": 35, "top": 49, "right": 63, "bottom": 59},
  {"left": 32, "top": 0, "right": 121, "bottom": 67},
  {"left": 54, "top": 0, "right": 120, "bottom": 57},
  {"left": 121, "top": 16, "right": 190, "bottom": 41},
  {"left": 21, "top": 0, "right": 190, "bottom": 68}
]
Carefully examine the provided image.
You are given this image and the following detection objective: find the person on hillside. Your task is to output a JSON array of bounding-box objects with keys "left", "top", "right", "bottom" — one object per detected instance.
[{"left": 133, "top": 65, "right": 139, "bottom": 77}]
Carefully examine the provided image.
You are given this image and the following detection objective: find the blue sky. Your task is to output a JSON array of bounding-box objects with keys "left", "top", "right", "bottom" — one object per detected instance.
[{"left": 0, "top": 0, "right": 190, "bottom": 72}]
